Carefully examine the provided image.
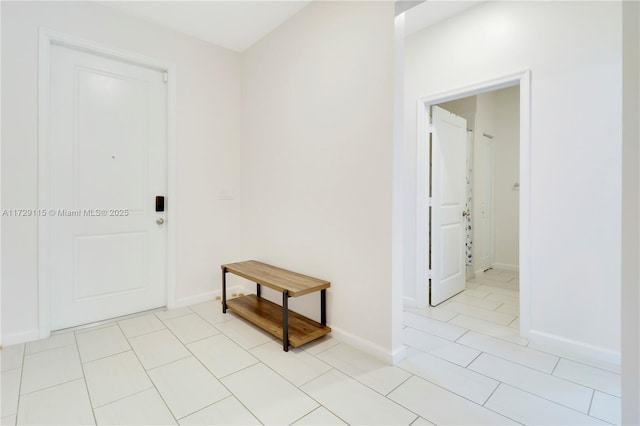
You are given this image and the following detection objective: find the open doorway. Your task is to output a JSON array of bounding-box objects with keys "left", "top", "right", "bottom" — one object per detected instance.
[
  {"left": 426, "top": 85, "right": 521, "bottom": 332},
  {"left": 435, "top": 85, "right": 520, "bottom": 300},
  {"left": 410, "top": 71, "right": 530, "bottom": 337}
]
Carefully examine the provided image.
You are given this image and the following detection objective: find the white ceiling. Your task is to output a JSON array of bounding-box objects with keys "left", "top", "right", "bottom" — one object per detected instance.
[
  {"left": 98, "top": 1, "right": 311, "bottom": 52},
  {"left": 98, "top": 1, "right": 482, "bottom": 53}
]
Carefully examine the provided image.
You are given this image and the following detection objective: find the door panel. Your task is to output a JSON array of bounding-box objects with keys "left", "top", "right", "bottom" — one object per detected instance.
[
  {"left": 49, "top": 44, "right": 167, "bottom": 330},
  {"left": 74, "top": 233, "right": 147, "bottom": 300},
  {"left": 430, "top": 106, "right": 467, "bottom": 306},
  {"left": 75, "top": 68, "right": 149, "bottom": 211}
]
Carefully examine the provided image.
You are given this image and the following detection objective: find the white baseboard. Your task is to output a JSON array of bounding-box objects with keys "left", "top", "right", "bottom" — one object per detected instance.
[
  {"left": 330, "top": 325, "right": 406, "bottom": 365},
  {"left": 2, "top": 328, "right": 40, "bottom": 346},
  {"left": 492, "top": 262, "right": 520, "bottom": 272},
  {"left": 174, "top": 286, "right": 248, "bottom": 308},
  {"left": 528, "top": 329, "right": 621, "bottom": 371}
]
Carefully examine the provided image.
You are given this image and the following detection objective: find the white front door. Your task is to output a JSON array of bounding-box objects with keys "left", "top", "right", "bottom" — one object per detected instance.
[
  {"left": 430, "top": 106, "right": 467, "bottom": 306},
  {"left": 49, "top": 44, "right": 167, "bottom": 330}
]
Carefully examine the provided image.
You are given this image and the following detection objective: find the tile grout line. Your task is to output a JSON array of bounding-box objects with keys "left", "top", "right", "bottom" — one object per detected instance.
[
  {"left": 481, "top": 379, "right": 502, "bottom": 406},
  {"left": 454, "top": 329, "right": 471, "bottom": 343},
  {"left": 294, "top": 368, "right": 383, "bottom": 426},
  {"left": 80, "top": 347, "right": 133, "bottom": 365},
  {"left": 445, "top": 312, "right": 460, "bottom": 322},
  {"left": 387, "top": 376, "right": 523, "bottom": 426},
  {"left": 153, "top": 306, "right": 194, "bottom": 323},
  {"left": 307, "top": 340, "right": 341, "bottom": 357},
  {"left": 72, "top": 331, "right": 98, "bottom": 425},
  {"left": 313, "top": 343, "right": 418, "bottom": 399},
  {"left": 451, "top": 338, "right": 561, "bottom": 375},
  {"left": 114, "top": 322, "right": 180, "bottom": 425},
  {"left": 159, "top": 312, "right": 224, "bottom": 345},
  {"left": 229, "top": 358, "right": 322, "bottom": 425},
  {"left": 188, "top": 303, "right": 238, "bottom": 328},
  {"left": 212, "top": 318, "right": 279, "bottom": 350},
  {"left": 404, "top": 293, "right": 619, "bottom": 406},
  {"left": 553, "top": 358, "right": 622, "bottom": 399},
  {"left": 394, "top": 360, "right": 501, "bottom": 407},
  {"left": 464, "top": 350, "right": 622, "bottom": 405},
  {"left": 464, "top": 351, "right": 597, "bottom": 392},
  {"left": 398, "top": 346, "right": 563, "bottom": 414},
  {"left": 383, "top": 395, "right": 435, "bottom": 426},
  {"left": 143, "top": 354, "right": 194, "bottom": 373},
  {"left": 21, "top": 334, "right": 77, "bottom": 356},
  {"left": 12, "top": 344, "right": 26, "bottom": 425},
  {"left": 175, "top": 395, "right": 262, "bottom": 425},
  {"left": 121, "top": 325, "right": 168, "bottom": 341},
  {"left": 587, "top": 388, "right": 596, "bottom": 416},
  {"left": 172, "top": 330, "right": 223, "bottom": 347},
  {"left": 239, "top": 351, "right": 331, "bottom": 414},
  {"left": 497, "top": 382, "right": 607, "bottom": 420},
  {"left": 156, "top": 315, "right": 265, "bottom": 424},
  {"left": 464, "top": 360, "right": 599, "bottom": 413},
  {"left": 286, "top": 405, "right": 342, "bottom": 426},
  {"left": 384, "top": 373, "right": 414, "bottom": 397},
  {"left": 464, "top": 350, "right": 483, "bottom": 368},
  {"left": 529, "top": 344, "right": 621, "bottom": 376},
  {"left": 409, "top": 415, "right": 427, "bottom": 426},
  {"left": 466, "top": 383, "right": 525, "bottom": 426},
  {"left": 16, "top": 376, "right": 88, "bottom": 398},
  {"left": 213, "top": 358, "right": 261, "bottom": 381},
  {"left": 90, "top": 386, "right": 154, "bottom": 410}
]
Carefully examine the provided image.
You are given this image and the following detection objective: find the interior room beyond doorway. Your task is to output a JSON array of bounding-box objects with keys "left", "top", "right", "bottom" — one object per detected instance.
[{"left": 436, "top": 85, "right": 520, "bottom": 292}]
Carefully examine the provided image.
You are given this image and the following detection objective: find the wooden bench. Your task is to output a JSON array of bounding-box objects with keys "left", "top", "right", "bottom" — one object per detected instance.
[{"left": 221, "top": 260, "right": 331, "bottom": 351}]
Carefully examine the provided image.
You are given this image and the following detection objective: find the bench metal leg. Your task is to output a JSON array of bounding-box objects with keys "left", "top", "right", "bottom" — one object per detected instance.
[
  {"left": 256, "top": 283, "right": 261, "bottom": 297},
  {"left": 283, "top": 290, "right": 289, "bottom": 352},
  {"left": 320, "top": 289, "right": 326, "bottom": 326},
  {"left": 222, "top": 267, "right": 227, "bottom": 313}
]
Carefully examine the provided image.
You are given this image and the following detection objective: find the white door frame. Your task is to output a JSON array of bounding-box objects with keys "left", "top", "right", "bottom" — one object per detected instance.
[
  {"left": 415, "top": 70, "right": 531, "bottom": 338},
  {"left": 38, "top": 28, "right": 177, "bottom": 338}
]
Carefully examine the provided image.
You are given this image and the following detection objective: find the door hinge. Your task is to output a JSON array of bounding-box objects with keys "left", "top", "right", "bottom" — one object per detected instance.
[
  {"left": 427, "top": 197, "right": 433, "bottom": 207},
  {"left": 162, "top": 72, "right": 168, "bottom": 83},
  {"left": 428, "top": 124, "right": 434, "bottom": 134},
  {"left": 427, "top": 269, "right": 432, "bottom": 279}
]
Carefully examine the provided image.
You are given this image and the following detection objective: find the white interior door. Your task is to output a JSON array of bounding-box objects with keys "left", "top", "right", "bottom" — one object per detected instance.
[
  {"left": 430, "top": 106, "right": 467, "bottom": 306},
  {"left": 474, "top": 135, "right": 494, "bottom": 273},
  {"left": 49, "top": 43, "right": 167, "bottom": 330}
]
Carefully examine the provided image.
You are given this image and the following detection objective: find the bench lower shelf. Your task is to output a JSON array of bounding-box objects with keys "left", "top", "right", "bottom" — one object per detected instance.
[{"left": 226, "top": 294, "right": 331, "bottom": 348}]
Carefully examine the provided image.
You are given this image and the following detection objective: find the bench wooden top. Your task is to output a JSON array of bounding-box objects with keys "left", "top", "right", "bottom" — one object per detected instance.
[{"left": 222, "top": 260, "right": 330, "bottom": 297}]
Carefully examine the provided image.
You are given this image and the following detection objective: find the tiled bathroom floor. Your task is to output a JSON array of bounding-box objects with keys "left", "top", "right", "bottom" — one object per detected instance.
[{"left": 1, "top": 269, "right": 621, "bottom": 425}]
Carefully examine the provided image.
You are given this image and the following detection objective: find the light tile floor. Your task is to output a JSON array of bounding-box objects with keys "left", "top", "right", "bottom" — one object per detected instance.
[{"left": 0, "top": 270, "right": 622, "bottom": 425}]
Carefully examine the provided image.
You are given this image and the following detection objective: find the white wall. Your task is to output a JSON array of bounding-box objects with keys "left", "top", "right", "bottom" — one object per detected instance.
[
  {"left": 621, "top": 0, "right": 640, "bottom": 422},
  {"left": 438, "top": 96, "right": 477, "bottom": 129},
  {"left": 405, "top": 1, "right": 621, "bottom": 361},
  {"left": 241, "top": 1, "right": 398, "bottom": 361},
  {"left": 492, "top": 86, "right": 519, "bottom": 270},
  {"left": 1, "top": 1, "right": 244, "bottom": 343}
]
